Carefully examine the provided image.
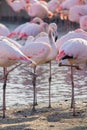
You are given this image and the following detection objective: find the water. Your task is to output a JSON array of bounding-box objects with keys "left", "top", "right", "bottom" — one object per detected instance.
[{"left": 0, "top": 21, "right": 87, "bottom": 108}]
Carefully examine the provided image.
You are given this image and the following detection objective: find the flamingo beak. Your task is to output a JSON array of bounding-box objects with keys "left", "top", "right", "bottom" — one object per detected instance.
[{"left": 56, "top": 50, "right": 66, "bottom": 61}]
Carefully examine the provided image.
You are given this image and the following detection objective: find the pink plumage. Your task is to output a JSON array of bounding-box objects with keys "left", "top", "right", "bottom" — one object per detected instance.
[
  {"left": 79, "top": 15, "right": 87, "bottom": 30},
  {"left": 26, "top": 2, "right": 53, "bottom": 19},
  {"left": 0, "top": 36, "right": 33, "bottom": 67},
  {"left": 6, "top": 0, "right": 24, "bottom": 12},
  {"left": 56, "top": 38, "right": 87, "bottom": 61},
  {"left": 69, "top": 4, "right": 87, "bottom": 23},
  {"left": 56, "top": 28, "right": 87, "bottom": 51}
]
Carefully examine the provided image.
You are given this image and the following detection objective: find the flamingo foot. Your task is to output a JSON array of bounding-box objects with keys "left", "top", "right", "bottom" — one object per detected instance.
[
  {"left": 30, "top": 106, "right": 37, "bottom": 115},
  {"left": 48, "top": 104, "right": 51, "bottom": 108},
  {"left": 34, "top": 102, "right": 38, "bottom": 106}
]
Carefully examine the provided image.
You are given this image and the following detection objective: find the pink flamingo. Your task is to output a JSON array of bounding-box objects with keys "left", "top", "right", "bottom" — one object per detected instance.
[
  {"left": 69, "top": 4, "right": 87, "bottom": 23},
  {"left": 0, "top": 23, "right": 10, "bottom": 37},
  {"left": 20, "top": 23, "right": 58, "bottom": 111},
  {"left": 57, "top": 0, "right": 85, "bottom": 11},
  {"left": 47, "top": 0, "right": 60, "bottom": 14},
  {"left": 25, "top": 2, "right": 53, "bottom": 19},
  {"left": 8, "top": 22, "right": 29, "bottom": 39},
  {"left": 56, "top": 28, "right": 87, "bottom": 51},
  {"left": 79, "top": 15, "right": 87, "bottom": 30},
  {"left": 6, "top": 0, "right": 24, "bottom": 12},
  {"left": 0, "top": 36, "right": 34, "bottom": 118},
  {"left": 8, "top": 17, "right": 48, "bottom": 40},
  {"left": 18, "top": 17, "right": 48, "bottom": 39},
  {"left": 56, "top": 28, "right": 87, "bottom": 114},
  {"left": 56, "top": 38, "right": 87, "bottom": 115}
]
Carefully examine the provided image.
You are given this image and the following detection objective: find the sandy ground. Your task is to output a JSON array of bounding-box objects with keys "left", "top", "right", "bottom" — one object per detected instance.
[{"left": 0, "top": 100, "right": 87, "bottom": 130}]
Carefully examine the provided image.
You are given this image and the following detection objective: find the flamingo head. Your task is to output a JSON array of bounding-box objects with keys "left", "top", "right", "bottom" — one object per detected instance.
[
  {"left": 56, "top": 50, "right": 66, "bottom": 61},
  {"left": 49, "top": 23, "right": 58, "bottom": 41},
  {"left": 48, "top": 11, "right": 53, "bottom": 19}
]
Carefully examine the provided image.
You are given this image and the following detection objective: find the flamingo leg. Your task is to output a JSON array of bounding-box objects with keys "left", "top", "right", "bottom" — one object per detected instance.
[
  {"left": 48, "top": 61, "right": 51, "bottom": 108},
  {"left": 70, "top": 65, "right": 75, "bottom": 116},
  {"left": 32, "top": 66, "right": 37, "bottom": 112},
  {"left": 3, "top": 67, "right": 8, "bottom": 118}
]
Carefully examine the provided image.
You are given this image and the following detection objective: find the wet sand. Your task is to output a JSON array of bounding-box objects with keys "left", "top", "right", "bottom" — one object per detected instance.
[{"left": 0, "top": 100, "right": 87, "bottom": 130}]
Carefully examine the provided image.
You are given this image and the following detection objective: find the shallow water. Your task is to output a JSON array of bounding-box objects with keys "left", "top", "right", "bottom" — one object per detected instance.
[{"left": 0, "top": 21, "right": 87, "bottom": 108}]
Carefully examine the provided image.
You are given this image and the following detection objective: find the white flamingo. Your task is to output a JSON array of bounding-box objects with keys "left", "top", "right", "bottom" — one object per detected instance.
[
  {"left": 20, "top": 23, "right": 58, "bottom": 111},
  {"left": 56, "top": 38, "right": 87, "bottom": 115},
  {"left": 0, "top": 36, "right": 35, "bottom": 118}
]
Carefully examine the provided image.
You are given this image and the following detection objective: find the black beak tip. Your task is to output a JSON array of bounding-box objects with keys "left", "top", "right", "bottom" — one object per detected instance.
[{"left": 55, "top": 36, "right": 58, "bottom": 42}]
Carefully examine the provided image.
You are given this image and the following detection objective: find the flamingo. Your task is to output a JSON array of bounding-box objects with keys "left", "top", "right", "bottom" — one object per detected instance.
[
  {"left": 56, "top": 28, "right": 87, "bottom": 51},
  {"left": 47, "top": 0, "right": 60, "bottom": 14},
  {"left": 8, "top": 17, "right": 48, "bottom": 40},
  {"left": 79, "top": 15, "right": 87, "bottom": 30},
  {"left": 0, "top": 36, "right": 35, "bottom": 118},
  {"left": 56, "top": 0, "right": 86, "bottom": 11},
  {"left": 6, "top": 0, "right": 24, "bottom": 12},
  {"left": 56, "top": 28, "right": 87, "bottom": 111},
  {"left": 20, "top": 23, "right": 58, "bottom": 111},
  {"left": 18, "top": 22, "right": 48, "bottom": 39},
  {"left": 25, "top": 2, "right": 53, "bottom": 19},
  {"left": 69, "top": 4, "right": 87, "bottom": 23},
  {"left": 56, "top": 38, "right": 87, "bottom": 115},
  {"left": 0, "top": 23, "right": 10, "bottom": 37},
  {"left": 17, "top": 17, "right": 49, "bottom": 40},
  {"left": 8, "top": 22, "right": 30, "bottom": 39}
]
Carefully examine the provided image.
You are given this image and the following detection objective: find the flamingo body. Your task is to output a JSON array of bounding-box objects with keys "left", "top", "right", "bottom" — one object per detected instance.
[
  {"left": 18, "top": 23, "right": 46, "bottom": 39},
  {"left": 0, "top": 24, "right": 10, "bottom": 36},
  {"left": 58, "top": 0, "right": 85, "bottom": 10},
  {"left": 79, "top": 15, "right": 87, "bottom": 30},
  {"left": 56, "top": 29, "right": 87, "bottom": 51},
  {"left": 8, "top": 23, "right": 28, "bottom": 38},
  {"left": 6, "top": 0, "right": 24, "bottom": 12},
  {"left": 9, "top": 17, "right": 48, "bottom": 39},
  {"left": 57, "top": 38, "right": 87, "bottom": 61},
  {"left": 26, "top": 2, "right": 53, "bottom": 19},
  {"left": 0, "top": 36, "right": 32, "bottom": 67},
  {"left": 47, "top": 0, "right": 60, "bottom": 13},
  {"left": 69, "top": 5, "right": 87, "bottom": 23}
]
